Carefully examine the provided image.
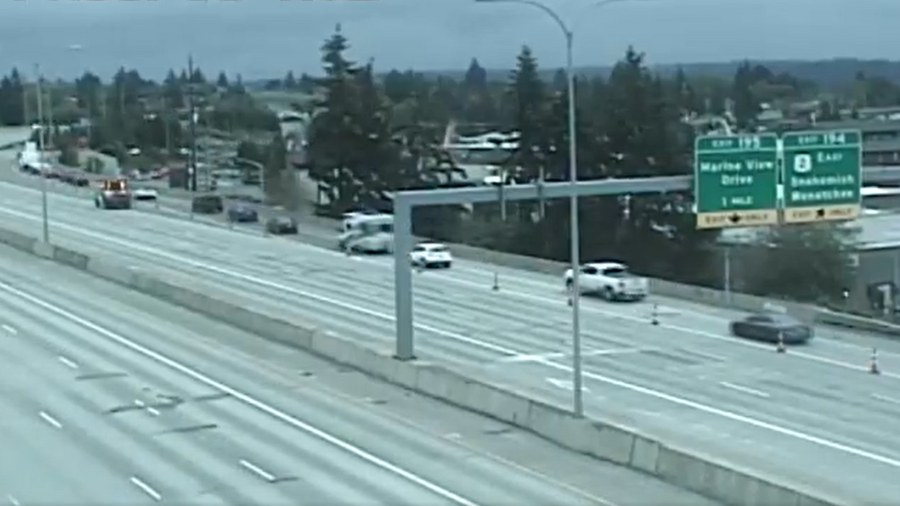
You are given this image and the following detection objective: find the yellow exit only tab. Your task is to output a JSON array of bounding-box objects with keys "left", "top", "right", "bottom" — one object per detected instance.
[
  {"left": 696, "top": 210, "right": 778, "bottom": 229},
  {"left": 784, "top": 205, "right": 860, "bottom": 224}
]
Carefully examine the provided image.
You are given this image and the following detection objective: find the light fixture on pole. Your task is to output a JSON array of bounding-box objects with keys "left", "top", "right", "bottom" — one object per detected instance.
[{"left": 474, "top": 0, "right": 634, "bottom": 418}]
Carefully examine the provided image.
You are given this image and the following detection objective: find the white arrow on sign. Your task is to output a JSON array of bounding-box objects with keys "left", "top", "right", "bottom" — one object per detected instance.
[{"left": 546, "top": 377, "right": 590, "bottom": 392}]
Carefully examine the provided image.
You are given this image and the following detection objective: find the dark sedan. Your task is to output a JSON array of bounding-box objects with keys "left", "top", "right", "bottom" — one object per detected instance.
[
  {"left": 227, "top": 203, "right": 258, "bottom": 223},
  {"left": 729, "top": 312, "right": 813, "bottom": 344},
  {"left": 265, "top": 216, "right": 298, "bottom": 235}
]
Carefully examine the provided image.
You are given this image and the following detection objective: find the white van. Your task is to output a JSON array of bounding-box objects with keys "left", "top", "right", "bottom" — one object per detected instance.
[{"left": 338, "top": 213, "right": 394, "bottom": 254}]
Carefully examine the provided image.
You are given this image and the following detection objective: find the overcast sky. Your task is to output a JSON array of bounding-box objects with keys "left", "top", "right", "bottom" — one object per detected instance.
[{"left": 2, "top": 0, "right": 898, "bottom": 81}]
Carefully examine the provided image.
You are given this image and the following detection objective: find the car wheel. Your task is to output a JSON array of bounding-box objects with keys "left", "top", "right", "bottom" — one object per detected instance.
[
  {"left": 603, "top": 287, "right": 615, "bottom": 301},
  {"left": 444, "top": 262, "right": 452, "bottom": 269}
]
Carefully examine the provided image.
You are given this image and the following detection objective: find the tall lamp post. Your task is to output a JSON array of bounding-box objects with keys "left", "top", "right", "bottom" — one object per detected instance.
[
  {"left": 475, "top": 0, "right": 632, "bottom": 418},
  {"left": 34, "top": 63, "right": 50, "bottom": 244},
  {"left": 32, "top": 45, "right": 84, "bottom": 244}
]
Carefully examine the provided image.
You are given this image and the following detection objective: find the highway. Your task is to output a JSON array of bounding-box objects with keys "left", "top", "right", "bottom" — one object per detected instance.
[
  {"left": 1, "top": 150, "right": 900, "bottom": 502},
  {"left": 0, "top": 242, "right": 716, "bottom": 506}
]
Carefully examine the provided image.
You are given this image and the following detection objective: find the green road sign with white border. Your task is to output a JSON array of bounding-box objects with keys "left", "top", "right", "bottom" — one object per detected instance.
[
  {"left": 694, "top": 133, "right": 779, "bottom": 229},
  {"left": 782, "top": 129, "right": 862, "bottom": 224}
]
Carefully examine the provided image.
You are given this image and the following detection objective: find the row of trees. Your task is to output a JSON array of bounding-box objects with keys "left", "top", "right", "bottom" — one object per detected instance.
[
  {"left": 0, "top": 65, "right": 279, "bottom": 171},
  {"left": 304, "top": 26, "right": 855, "bottom": 302}
]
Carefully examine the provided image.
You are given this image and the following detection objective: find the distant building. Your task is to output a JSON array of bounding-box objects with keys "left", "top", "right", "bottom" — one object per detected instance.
[{"left": 810, "top": 119, "right": 900, "bottom": 166}]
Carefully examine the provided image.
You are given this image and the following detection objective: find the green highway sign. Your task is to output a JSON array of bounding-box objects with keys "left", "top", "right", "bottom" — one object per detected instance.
[
  {"left": 782, "top": 130, "right": 862, "bottom": 224},
  {"left": 694, "top": 133, "right": 779, "bottom": 229}
]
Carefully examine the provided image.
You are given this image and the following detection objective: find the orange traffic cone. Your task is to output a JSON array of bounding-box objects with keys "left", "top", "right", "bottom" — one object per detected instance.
[
  {"left": 776, "top": 332, "right": 786, "bottom": 353},
  {"left": 651, "top": 303, "right": 659, "bottom": 326},
  {"left": 869, "top": 348, "right": 880, "bottom": 375}
]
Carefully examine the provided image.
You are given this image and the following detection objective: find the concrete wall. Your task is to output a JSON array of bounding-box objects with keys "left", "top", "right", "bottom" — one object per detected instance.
[{"left": 0, "top": 227, "right": 858, "bottom": 506}]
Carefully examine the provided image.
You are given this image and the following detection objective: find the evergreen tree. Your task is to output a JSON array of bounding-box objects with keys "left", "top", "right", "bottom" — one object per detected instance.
[
  {"left": 216, "top": 71, "right": 229, "bottom": 89},
  {"left": 0, "top": 69, "right": 26, "bottom": 126},
  {"left": 731, "top": 61, "right": 760, "bottom": 129},
  {"left": 284, "top": 71, "right": 297, "bottom": 90},
  {"left": 307, "top": 24, "right": 371, "bottom": 211},
  {"left": 507, "top": 46, "right": 545, "bottom": 181},
  {"left": 461, "top": 58, "right": 495, "bottom": 123}
]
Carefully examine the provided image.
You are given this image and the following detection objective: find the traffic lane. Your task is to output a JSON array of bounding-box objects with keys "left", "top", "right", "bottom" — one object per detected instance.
[
  {"left": 422, "top": 256, "right": 900, "bottom": 374},
  {"left": 485, "top": 356, "right": 900, "bottom": 504},
  {"left": 0, "top": 265, "right": 490, "bottom": 506},
  {"left": 0, "top": 339, "right": 243, "bottom": 505},
  {"left": 0, "top": 248, "right": 682, "bottom": 506},
  {"left": 0, "top": 350, "right": 160, "bottom": 506},
  {"left": 444, "top": 252, "right": 900, "bottom": 359},
  {"left": 0, "top": 292, "right": 329, "bottom": 505}
]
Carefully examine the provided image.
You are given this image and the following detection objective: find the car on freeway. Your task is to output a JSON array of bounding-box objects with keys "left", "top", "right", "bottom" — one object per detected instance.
[
  {"left": 265, "top": 216, "right": 298, "bottom": 235},
  {"left": 132, "top": 187, "right": 159, "bottom": 201},
  {"left": 410, "top": 242, "right": 453, "bottom": 269},
  {"left": 227, "top": 202, "right": 259, "bottom": 223},
  {"left": 59, "top": 170, "right": 89, "bottom": 187},
  {"left": 729, "top": 312, "right": 813, "bottom": 344},
  {"left": 564, "top": 261, "right": 649, "bottom": 301},
  {"left": 191, "top": 195, "right": 223, "bottom": 214},
  {"left": 94, "top": 179, "right": 133, "bottom": 210}
]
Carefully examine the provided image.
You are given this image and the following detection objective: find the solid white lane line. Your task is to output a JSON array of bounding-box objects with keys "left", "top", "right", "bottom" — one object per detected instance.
[
  {"left": 129, "top": 476, "right": 161, "bottom": 501},
  {"left": 38, "top": 411, "right": 62, "bottom": 429},
  {"left": 0, "top": 281, "right": 479, "bottom": 506},
  {"left": 871, "top": 393, "right": 900, "bottom": 405},
  {"left": 147, "top": 407, "right": 160, "bottom": 417},
  {"left": 583, "top": 347, "right": 645, "bottom": 357},
  {"left": 239, "top": 459, "right": 276, "bottom": 482},
  {"left": 57, "top": 355, "right": 78, "bottom": 369},
  {"left": 719, "top": 382, "right": 771, "bottom": 399},
  {"left": 496, "top": 352, "right": 564, "bottom": 363},
  {"left": 6, "top": 494, "right": 20, "bottom": 506},
  {"left": 1, "top": 324, "right": 16, "bottom": 334}
]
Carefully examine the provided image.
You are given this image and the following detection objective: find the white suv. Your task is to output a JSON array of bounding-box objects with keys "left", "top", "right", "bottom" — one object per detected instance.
[{"left": 410, "top": 242, "right": 453, "bottom": 269}]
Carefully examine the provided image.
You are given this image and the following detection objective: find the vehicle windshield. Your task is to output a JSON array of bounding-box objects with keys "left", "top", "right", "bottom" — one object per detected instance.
[
  {"left": 428, "top": 246, "right": 448, "bottom": 252},
  {"left": 603, "top": 267, "right": 630, "bottom": 277},
  {"left": 104, "top": 180, "right": 127, "bottom": 192}
]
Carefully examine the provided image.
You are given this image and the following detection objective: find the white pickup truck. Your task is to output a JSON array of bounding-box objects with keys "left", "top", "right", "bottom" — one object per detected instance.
[{"left": 564, "top": 261, "right": 649, "bottom": 302}]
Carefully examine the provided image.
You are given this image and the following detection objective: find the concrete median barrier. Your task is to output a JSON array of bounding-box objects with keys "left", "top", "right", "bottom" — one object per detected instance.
[
  {"left": 816, "top": 309, "right": 900, "bottom": 338},
  {"left": 0, "top": 226, "right": 854, "bottom": 506}
]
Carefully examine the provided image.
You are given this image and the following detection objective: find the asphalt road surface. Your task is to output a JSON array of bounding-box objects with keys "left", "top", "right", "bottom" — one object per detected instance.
[
  {"left": 1, "top": 151, "right": 900, "bottom": 503},
  {"left": 0, "top": 243, "right": 722, "bottom": 506}
]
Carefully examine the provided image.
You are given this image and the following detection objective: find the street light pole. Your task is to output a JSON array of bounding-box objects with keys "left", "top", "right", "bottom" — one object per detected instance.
[
  {"left": 188, "top": 55, "right": 198, "bottom": 193},
  {"left": 475, "top": 0, "right": 635, "bottom": 418},
  {"left": 563, "top": 29, "right": 584, "bottom": 417},
  {"left": 475, "top": 0, "right": 584, "bottom": 416},
  {"left": 34, "top": 63, "right": 50, "bottom": 244}
]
